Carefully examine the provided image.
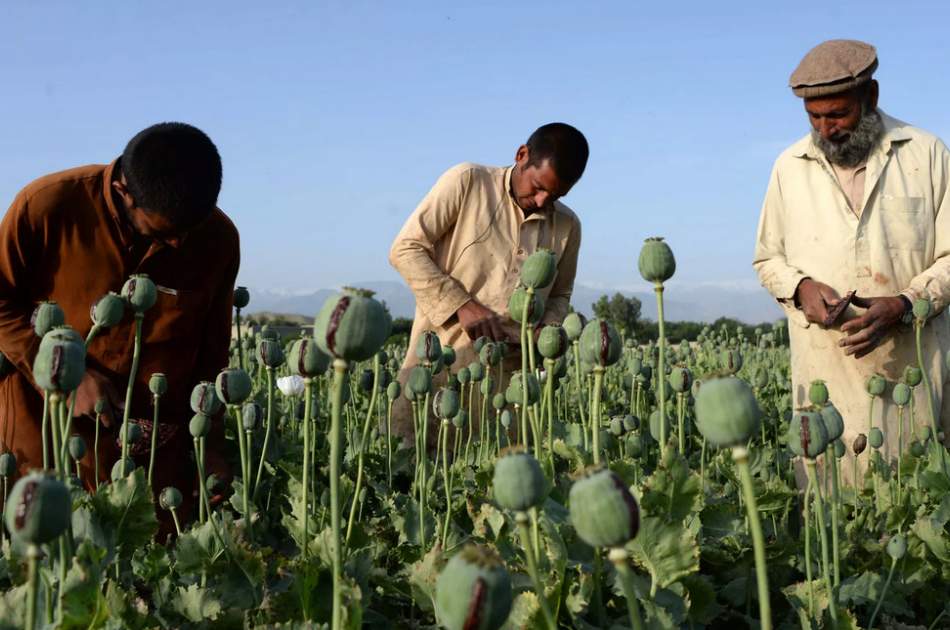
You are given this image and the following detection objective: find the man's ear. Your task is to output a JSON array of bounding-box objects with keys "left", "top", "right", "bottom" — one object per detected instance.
[
  {"left": 112, "top": 179, "right": 134, "bottom": 208},
  {"left": 514, "top": 144, "right": 529, "bottom": 165}
]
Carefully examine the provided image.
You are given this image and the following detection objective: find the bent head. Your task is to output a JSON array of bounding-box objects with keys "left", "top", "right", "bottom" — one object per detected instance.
[
  {"left": 510, "top": 123, "right": 588, "bottom": 212},
  {"left": 806, "top": 81, "right": 883, "bottom": 168},
  {"left": 112, "top": 122, "right": 222, "bottom": 247}
]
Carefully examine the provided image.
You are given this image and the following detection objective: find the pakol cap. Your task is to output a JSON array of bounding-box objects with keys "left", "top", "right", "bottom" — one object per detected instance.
[{"left": 789, "top": 39, "right": 878, "bottom": 98}]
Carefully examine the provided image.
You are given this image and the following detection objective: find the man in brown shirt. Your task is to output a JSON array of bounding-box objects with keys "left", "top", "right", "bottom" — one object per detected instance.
[{"left": 0, "top": 123, "right": 239, "bottom": 513}]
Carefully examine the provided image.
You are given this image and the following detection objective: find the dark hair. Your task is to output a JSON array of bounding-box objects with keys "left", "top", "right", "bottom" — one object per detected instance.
[
  {"left": 121, "top": 122, "right": 222, "bottom": 227},
  {"left": 525, "top": 123, "right": 589, "bottom": 185}
]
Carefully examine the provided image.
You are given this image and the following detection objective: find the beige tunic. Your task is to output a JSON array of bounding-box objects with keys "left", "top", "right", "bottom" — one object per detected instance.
[
  {"left": 389, "top": 162, "right": 581, "bottom": 437},
  {"left": 753, "top": 111, "right": 950, "bottom": 477}
]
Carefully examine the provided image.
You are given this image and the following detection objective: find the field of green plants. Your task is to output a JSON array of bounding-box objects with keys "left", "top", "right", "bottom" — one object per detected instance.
[{"left": 3, "top": 238, "right": 950, "bottom": 629}]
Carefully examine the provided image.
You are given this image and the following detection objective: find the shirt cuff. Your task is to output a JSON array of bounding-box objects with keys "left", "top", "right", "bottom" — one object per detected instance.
[{"left": 421, "top": 287, "right": 472, "bottom": 328}]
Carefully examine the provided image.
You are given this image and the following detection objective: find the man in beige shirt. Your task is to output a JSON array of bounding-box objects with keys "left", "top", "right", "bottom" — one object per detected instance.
[
  {"left": 754, "top": 39, "right": 950, "bottom": 477},
  {"left": 389, "top": 123, "right": 587, "bottom": 440}
]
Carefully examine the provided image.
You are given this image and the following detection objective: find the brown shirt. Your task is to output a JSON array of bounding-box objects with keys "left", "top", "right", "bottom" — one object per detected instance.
[{"left": 0, "top": 160, "right": 240, "bottom": 482}]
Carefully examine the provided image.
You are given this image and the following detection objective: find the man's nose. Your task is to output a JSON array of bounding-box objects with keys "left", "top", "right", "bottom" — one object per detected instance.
[
  {"left": 818, "top": 119, "right": 837, "bottom": 140},
  {"left": 535, "top": 192, "right": 551, "bottom": 208}
]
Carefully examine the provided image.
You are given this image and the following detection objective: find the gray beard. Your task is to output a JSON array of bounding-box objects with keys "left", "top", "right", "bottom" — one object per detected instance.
[{"left": 812, "top": 108, "right": 884, "bottom": 168}]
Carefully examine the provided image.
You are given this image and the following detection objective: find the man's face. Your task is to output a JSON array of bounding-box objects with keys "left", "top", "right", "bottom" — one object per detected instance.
[
  {"left": 805, "top": 92, "right": 865, "bottom": 143},
  {"left": 112, "top": 178, "right": 185, "bottom": 248},
  {"left": 511, "top": 146, "right": 571, "bottom": 212}
]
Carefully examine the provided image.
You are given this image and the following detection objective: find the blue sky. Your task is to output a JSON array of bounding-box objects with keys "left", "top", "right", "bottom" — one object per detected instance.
[{"left": 1, "top": 0, "right": 948, "bottom": 297}]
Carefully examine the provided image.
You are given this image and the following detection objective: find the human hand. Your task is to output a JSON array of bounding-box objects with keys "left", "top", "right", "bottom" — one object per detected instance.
[
  {"left": 71, "top": 369, "right": 122, "bottom": 426},
  {"left": 839, "top": 295, "right": 908, "bottom": 359},
  {"left": 795, "top": 278, "right": 842, "bottom": 325},
  {"left": 457, "top": 300, "right": 510, "bottom": 343}
]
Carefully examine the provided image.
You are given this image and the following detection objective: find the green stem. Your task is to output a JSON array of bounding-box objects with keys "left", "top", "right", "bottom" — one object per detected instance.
[
  {"left": 610, "top": 549, "right": 646, "bottom": 630},
  {"left": 806, "top": 460, "right": 837, "bottom": 624},
  {"left": 868, "top": 558, "right": 897, "bottom": 629},
  {"left": 26, "top": 545, "right": 39, "bottom": 630},
  {"left": 804, "top": 470, "right": 814, "bottom": 616},
  {"left": 386, "top": 398, "right": 394, "bottom": 493},
  {"left": 828, "top": 447, "right": 841, "bottom": 589},
  {"left": 516, "top": 512, "right": 556, "bottom": 630},
  {"left": 301, "top": 378, "right": 312, "bottom": 554},
  {"left": 345, "top": 355, "right": 380, "bottom": 549},
  {"left": 121, "top": 315, "right": 144, "bottom": 463},
  {"left": 591, "top": 368, "right": 604, "bottom": 465},
  {"left": 147, "top": 394, "right": 161, "bottom": 487},
  {"left": 733, "top": 446, "right": 772, "bottom": 630},
  {"left": 655, "top": 283, "right": 667, "bottom": 458},
  {"left": 519, "top": 290, "right": 531, "bottom": 446},
  {"left": 441, "top": 419, "right": 451, "bottom": 548},
  {"left": 914, "top": 319, "right": 947, "bottom": 478},
  {"left": 897, "top": 405, "right": 904, "bottom": 505},
  {"left": 329, "top": 360, "right": 347, "bottom": 630},
  {"left": 41, "top": 392, "right": 49, "bottom": 470},
  {"left": 253, "top": 368, "right": 275, "bottom": 500},
  {"left": 235, "top": 309, "right": 245, "bottom": 372}
]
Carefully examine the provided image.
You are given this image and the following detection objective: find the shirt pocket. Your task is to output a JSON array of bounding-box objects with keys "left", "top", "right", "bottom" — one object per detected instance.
[
  {"left": 142, "top": 287, "right": 208, "bottom": 344},
  {"left": 879, "top": 196, "right": 926, "bottom": 251}
]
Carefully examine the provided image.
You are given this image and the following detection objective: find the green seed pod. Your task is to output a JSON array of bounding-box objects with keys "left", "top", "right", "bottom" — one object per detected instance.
[
  {"left": 313, "top": 293, "right": 392, "bottom": 362},
  {"left": 887, "top": 534, "right": 907, "bottom": 560},
  {"left": 479, "top": 342, "right": 502, "bottom": 367},
  {"left": 609, "top": 417, "right": 626, "bottom": 436},
  {"left": 457, "top": 367, "right": 471, "bottom": 385},
  {"left": 160, "top": 486, "right": 183, "bottom": 510},
  {"left": 257, "top": 339, "right": 286, "bottom": 369},
  {"left": 452, "top": 410, "right": 469, "bottom": 429},
  {"left": 500, "top": 409, "right": 512, "bottom": 429},
  {"left": 189, "top": 413, "right": 211, "bottom": 438},
  {"left": 833, "top": 439, "right": 846, "bottom": 458},
  {"left": 720, "top": 348, "right": 743, "bottom": 374},
  {"left": 121, "top": 274, "right": 157, "bottom": 313},
  {"left": 916, "top": 425, "right": 932, "bottom": 443},
  {"left": 120, "top": 422, "right": 143, "bottom": 444},
  {"left": 578, "top": 319, "right": 622, "bottom": 367},
  {"left": 417, "top": 331, "right": 443, "bottom": 363},
  {"left": 537, "top": 325, "right": 569, "bottom": 359},
  {"left": 260, "top": 326, "right": 279, "bottom": 341},
  {"left": 435, "top": 545, "right": 513, "bottom": 630},
  {"left": 866, "top": 374, "right": 886, "bottom": 397},
  {"left": 0, "top": 452, "right": 16, "bottom": 477},
  {"left": 903, "top": 366, "right": 923, "bottom": 388},
  {"left": 913, "top": 298, "right": 932, "bottom": 321},
  {"left": 622, "top": 415, "right": 639, "bottom": 432},
  {"left": 468, "top": 362, "right": 485, "bottom": 382},
  {"left": 910, "top": 441, "right": 926, "bottom": 457},
  {"left": 508, "top": 286, "right": 544, "bottom": 324},
  {"left": 441, "top": 345, "right": 457, "bottom": 368},
  {"left": 492, "top": 394, "right": 506, "bottom": 411},
  {"left": 90, "top": 292, "right": 126, "bottom": 329},
  {"left": 787, "top": 410, "right": 829, "bottom": 459},
  {"left": 359, "top": 369, "right": 375, "bottom": 393},
  {"left": 473, "top": 336, "right": 489, "bottom": 354},
  {"left": 94, "top": 398, "right": 107, "bottom": 415},
  {"left": 383, "top": 381, "right": 400, "bottom": 402},
  {"left": 506, "top": 371, "right": 540, "bottom": 406},
  {"left": 242, "top": 402, "right": 262, "bottom": 431},
  {"left": 669, "top": 366, "right": 692, "bottom": 393},
  {"left": 287, "top": 338, "right": 330, "bottom": 377},
  {"left": 569, "top": 468, "right": 640, "bottom": 548},
  {"left": 233, "top": 286, "right": 250, "bottom": 310},
  {"left": 433, "top": 388, "right": 461, "bottom": 420},
  {"left": 33, "top": 328, "right": 86, "bottom": 393},
  {"left": 31, "top": 302, "right": 66, "bottom": 338},
  {"left": 820, "top": 404, "right": 845, "bottom": 442},
  {"left": 111, "top": 457, "right": 135, "bottom": 480},
  {"left": 190, "top": 381, "right": 222, "bottom": 416},
  {"left": 148, "top": 373, "right": 167, "bottom": 397},
  {"left": 626, "top": 434, "right": 643, "bottom": 457},
  {"left": 406, "top": 365, "right": 432, "bottom": 398},
  {"left": 638, "top": 237, "right": 676, "bottom": 284},
  {"left": 649, "top": 410, "right": 671, "bottom": 443},
  {"left": 4, "top": 473, "right": 71, "bottom": 545},
  {"left": 562, "top": 312, "right": 587, "bottom": 341},
  {"left": 492, "top": 451, "right": 547, "bottom": 511},
  {"left": 480, "top": 375, "right": 495, "bottom": 397},
  {"left": 869, "top": 427, "right": 884, "bottom": 449},
  {"left": 68, "top": 435, "right": 86, "bottom": 461},
  {"left": 215, "top": 368, "right": 253, "bottom": 405},
  {"left": 627, "top": 355, "right": 643, "bottom": 376},
  {"left": 753, "top": 367, "right": 769, "bottom": 389},
  {"left": 808, "top": 380, "right": 829, "bottom": 407},
  {"left": 892, "top": 382, "right": 911, "bottom": 407},
  {"left": 520, "top": 248, "right": 557, "bottom": 290},
  {"left": 694, "top": 377, "right": 760, "bottom": 447},
  {"left": 853, "top": 433, "right": 868, "bottom": 455}
]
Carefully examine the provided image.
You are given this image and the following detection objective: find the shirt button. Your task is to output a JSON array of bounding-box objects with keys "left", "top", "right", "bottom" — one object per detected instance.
[{"left": 517, "top": 248, "right": 525, "bottom": 256}]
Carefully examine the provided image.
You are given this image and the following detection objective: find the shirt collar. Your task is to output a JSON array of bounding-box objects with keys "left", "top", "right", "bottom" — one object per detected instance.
[{"left": 791, "top": 109, "right": 913, "bottom": 160}]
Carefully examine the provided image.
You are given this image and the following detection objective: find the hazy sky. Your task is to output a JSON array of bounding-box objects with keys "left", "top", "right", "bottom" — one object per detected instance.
[{"left": 2, "top": 1, "right": 948, "bottom": 296}]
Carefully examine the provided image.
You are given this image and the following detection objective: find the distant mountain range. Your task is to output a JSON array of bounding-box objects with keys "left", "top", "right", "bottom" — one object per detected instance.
[{"left": 244, "top": 280, "right": 783, "bottom": 324}]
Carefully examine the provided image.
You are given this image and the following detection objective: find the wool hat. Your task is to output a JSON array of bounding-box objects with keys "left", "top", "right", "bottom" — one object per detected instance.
[{"left": 789, "top": 39, "right": 878, "bottom": 98}]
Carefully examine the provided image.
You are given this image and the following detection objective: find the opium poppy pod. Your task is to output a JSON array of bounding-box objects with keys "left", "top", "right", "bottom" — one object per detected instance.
[
  {"left": 508, "top": 286, "right": 544, "bottom": 324},
  {"left": 33, "top": 329, "right": 86, "bottom": 393},
  {"left": 492, "top": 394, "right": 506, "bottom": 411},
  {"left": 520, "top": 248, "right": 557, "bottom": 290},
  {"left": 500, "top": 409, "right": 512, "bottom": 428},
  {"left": 808, "top": 380, "right": 829, "bottom": 407},
  {"left": 121, "top": 422, "right": 143, "bottom": 444},
  {"left": 468, "top": 362, "right": 485, "bottom": 382},
  {"left": 90, "top": 292, "right": 126, "bottom": 329},
  {"left": 820, "top": 404, "right": 845, "bottom": 442},
  {"left": 649, "top": 410, "right": 672, "bottom": 443},
  {"left": 4, "top": 473, "right": 71, "bottom": 545},
  {"left": 578, "top": 318, "right": 622, "bottom": 368},
  {"left": 506, "top": 371, "right": 540, "bottom": 406},
  {"left": 258, "top": 339, "right": 286, "bottom": 369},
  {"left": 407, "top": 366, "right": 432, "bottom": 399},
  {"left": 416, "top": 331, "right": 442, "bottom": 363},
  {"left": 492, "top": 451, "right": 548, "bottom": 511},
  {"left": 215, "top": 368, "right": 253, "bottom": 405},
  {"left": 259, "top": 326, "right": 280, "bottom": 341},
  {"left": 190, "top": 382, "right": 222, "bottom": 416},
  {"left": 0, "top": 452, "right": 16, "bottom": 477},
  {"left": 233, "top": 286, "right": 250, "bottom": 310},
  {"left": 359, "top": 369, "right": 375, "bottom": 393},
  {"left": 913, "top": 298, "right": 932, "bottom": 322},
  {"left": 694, "top": 377, "right": 761, "bottom": 447},
  {"left": 480, "top": 375, "right": 495, "bottom": 397},
  {"left": 479, "top": 342, "right": 502, "bottom": 367},
  {"left": 242, "top": 402, "right": 263, "bottom": 431},
  {"left": 159, "top": 486, "right": 183, "bottom": 511},
  {"left": 569, "top": 468, "right": 640, "bottom": 548},
  {"left": 627, "top": 356, "right": 643, "bottom": 377},
  {"left": 313, "top": 293, "right": 392, "bottom": 363},
  {"left": 638, "top": 236, "right": 676, "bottom": 284},
  {"left": 31, "top": 301, "right": 65, "bottom": 338},
  {"left": 149, "top": 373, "right": 168, "bottom": 396},
  {"left": 121, "top": 274, "right": 157, "bottom": 313},
  {"left": 753, "top": 367, "right": 769, "bottom": 389},
  {"left": 903, "top": 366, "right": 922, "bottom": 388},
  {"left": 386, "top": 381, "right": 401, "bottom": 401},
  {"left": 68, "top": 435, "right": 86, "bottom": 461},
  {"left": 866, "top": 374, "right": 886, "bottom": 397},
  {"left": 457, "top": 367, "right": 471, "bottom": 385},
  {"left": 892, "top": 382, "right": 911, "bottom": 407},
  {"left": 441, "top": 345, "right": 457, "bottom": 368},
  {"left": 720, "top": 349, "right": 743, "bottom": 374},
  {"left": 853, "top": 433, "right": 868, "bottom": 455},
  {"left": 562, "top": 312, "right": 587, "bottom": 342},
  {"left": 887, "top": 534, "right": 907, "bottom": 560},
  {"left": 787, "top": 410, "right": 829, "bottom": 459},
  {"left": 111, "top": 457, "right": 135, "bottom": 480},
  {"left": 287, "top": 338, "right": 329, "bottom": 377},
  {"left": 669, "top": 366, "right": 692, "bottom": 393},
  {"left": 537, "top": 325, "right": 569, "bottom": 359},
  {"left": 189, "top": 413, "right": 211, "bottom": 438},
  {"left": 868, "top": 427, "right": 884, "bottom": 449},
  {"left": 433, "top": 388, "right": 461, "bottom": 420},
  {"left": 435, "top": 545, "right": 513, "bottom": 630},
  {"left": 452, "top": 410, "right": 469, "bottom": 429}
]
